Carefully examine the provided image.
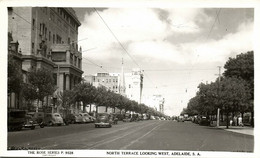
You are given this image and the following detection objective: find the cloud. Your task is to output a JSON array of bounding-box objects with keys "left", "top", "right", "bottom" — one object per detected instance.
[
  {"left": 180, "top": 20, "right": 254, "bottom": 64},
  {"left": 157, "top": 8, "right": 212, "bottom": 34},
  {"left": 78, "top": 8, "right": 212, "bottom": 62},
  {"left": 78, "top": 9, "right": 254, "bottom": 116},
  {"left": 128, "top": 40, "right": 186, "bottom": 64}
]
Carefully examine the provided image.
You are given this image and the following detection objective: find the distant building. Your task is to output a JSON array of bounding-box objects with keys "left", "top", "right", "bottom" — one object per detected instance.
[
  {"left": 125, "top": 68, "right": 144, "bottom": 104},
  {"left": 84, "top": 73, "right": 119, "bottom": 93},
  {"left": 84, "top": 67, "right": 144, "bottom": 106},
  {"left": 142, "top": 94, "right": 165, "bottom": 114},
  {"left": 8, "top": 7, "right": 83, "bottom": 112}
]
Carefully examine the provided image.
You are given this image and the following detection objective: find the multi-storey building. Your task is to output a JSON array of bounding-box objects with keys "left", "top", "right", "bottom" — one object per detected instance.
[
  {"left": 7, "top": 33, "right": 24, "bottom": 110},
  {"left": 125, "top": 68, "right": 143, "bottom": 104},
  {"left": 84, "top": 68, "right": 144, "bottom": 104},
  {"left": 8, "top": 7, "right": 83, "bottom": 112},
  {"left": 84, "top": 73, "right": 119, "bottom": 93},
  {"left": 142, "top": 94, "right": 165, "bottom": 114}
]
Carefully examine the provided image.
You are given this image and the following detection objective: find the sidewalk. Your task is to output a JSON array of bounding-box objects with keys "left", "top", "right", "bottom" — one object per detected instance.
[{"left": 217, "top": 126, "right": 254, "bottom": 136}]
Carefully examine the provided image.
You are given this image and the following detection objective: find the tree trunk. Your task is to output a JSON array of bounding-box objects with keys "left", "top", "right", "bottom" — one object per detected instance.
[
  {"left": 226, "top": 111, "right": 229, "bottom": 129},
  {"left": 89, "top": 104, "right": 92, "bottom": 113},
  {"left": 83, "top": 102, "right": 86, "bottom": 112},
  {"left": 96, "top": 105, "right": 98, "bottom": 114},
  {"left": 36, "top": 99, "right": 39, "bottom": 112},
  {"left": 251, "top": 111, "right": 254, "bottom": 127}
]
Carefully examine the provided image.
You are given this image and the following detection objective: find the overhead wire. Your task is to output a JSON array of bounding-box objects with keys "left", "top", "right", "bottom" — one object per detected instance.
[{"left": 93, "top": 7, "right": 160, "bottom": 94}]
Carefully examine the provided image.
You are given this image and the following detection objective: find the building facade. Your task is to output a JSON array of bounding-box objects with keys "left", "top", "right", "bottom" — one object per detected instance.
[
  {"left": 8, "top": 7, "right": 83, "bottom": 112},
  {"left": 84, "top": 68, "right": 144, "bottom": 104},
  {"left": 125, "top": 68, "right": 143, "bottom": 104},
  {"left": 8, "top": 33, "right": 24, "bottom": 110},
  {"left": 142, "top": 94, "right": 165, "bottom": 114},
  {"left": 84, "top": 73, "right": 119, "bottom": 93}
]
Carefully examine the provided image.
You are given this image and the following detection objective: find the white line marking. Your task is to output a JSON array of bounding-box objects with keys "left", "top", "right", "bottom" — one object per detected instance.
[{"left": 120, "top": 121, "right": 165, "bottom": 149}]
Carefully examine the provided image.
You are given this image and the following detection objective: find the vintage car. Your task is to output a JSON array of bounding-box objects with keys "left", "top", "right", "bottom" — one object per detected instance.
[
  {"left": 95, "top": 113, "right": 113, "bottom": 128},
  {"left": 8, "top": 110, "right": 26, "bottom": 131},
  {"left": 23, "top": 114, "right": 37, "bottom": 130},
  {"left": 26, "top": 112, "right": 45, "bottom": 128},
  {"left": 44, "top": 113, "right": 64, "bottom": 126},
  {"left": 79, "top": 113, "right": 93, "bottom": 123},
  {"left": 110, "top": 113, "right": 118, "bottom": 124}
]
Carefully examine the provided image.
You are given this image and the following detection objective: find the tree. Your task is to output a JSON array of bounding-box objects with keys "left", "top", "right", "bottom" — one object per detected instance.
[
  {"left": 22, "top": 82, "right": 38, "bottom": 110},
  {"left": 197, "top": 82, "right": 219, "bottom": 117},
  {"left": 217, "top": 77, "right": 251, "bottom": 128},
  {"left": 25, "top": 68, "right": 56, "bottom": 111},
  {"left": 223, "top": 51, "right": 254, "bottom": 126},
  {"left": 73, "top": 82, "right": 97, "bottom": 112},
  {"left": 8, "top": 54, "right": 23, "bottom": 93},
  {"left": 60, "top": 90, "right": 75, "bottom": 114}
]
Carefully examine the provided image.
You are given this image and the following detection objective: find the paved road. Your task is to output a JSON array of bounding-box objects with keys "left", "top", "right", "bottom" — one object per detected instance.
[{"left": 8, "top": 120, "right": 254, "bottom": 152}]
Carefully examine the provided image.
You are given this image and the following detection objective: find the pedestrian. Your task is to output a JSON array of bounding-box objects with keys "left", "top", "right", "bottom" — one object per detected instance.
[
  {"left": 238, "top": 116, "right": 243, "bottom": 127},
  {"left": 230, "top": 120, "right": 233, "bottom": 126},
  {"left": 233, "top": 116, "right": 237, "bottom": 126}
]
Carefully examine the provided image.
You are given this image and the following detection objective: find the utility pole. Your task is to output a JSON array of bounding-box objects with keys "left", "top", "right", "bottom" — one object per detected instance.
[{"left": 216, "top": 66, "right": 221, "bottom": 127}]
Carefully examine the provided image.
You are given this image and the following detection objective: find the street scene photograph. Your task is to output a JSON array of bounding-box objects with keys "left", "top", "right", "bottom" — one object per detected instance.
[{"left": 2, "top": 1, "right": 258, "bottom": 157}]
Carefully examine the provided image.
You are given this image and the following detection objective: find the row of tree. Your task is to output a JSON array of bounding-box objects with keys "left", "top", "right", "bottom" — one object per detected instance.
[
  {"left": 8, "top": 58, "right": 165, "bottom": 117},
  {"left": 61, "top": 82, "right": 166, "bottom": 117},
  {"left": 181, "top": 51, "right": 254, "bottom": 128}
]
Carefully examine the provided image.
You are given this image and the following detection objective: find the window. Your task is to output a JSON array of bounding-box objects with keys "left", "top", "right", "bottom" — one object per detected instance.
[
  {"left": 78, "top": 59, "right": 81, "bottom": 69},
  {"left": 39, "top": 23, "right": 42, "bottom": 35},
  {"left": 50, "top": 12, "right": 54, "bottom": 22},
  {"left": 32, "top": 19, "right": 35, "bottom": 30},
  {"left": 68, "top": 37, "right": 70, "bottom": 44},
  {"left": 53, "top": 34, "right": 55, "bottom": 44},
  {"left": 32, "top": 42, "right": 34, "bottom": 54},
  {"left": 56, "top": 34, "right": 62, "bottom": 44},
  {"left": 45, "top": 28, "right": 47, "bottom": 38}
]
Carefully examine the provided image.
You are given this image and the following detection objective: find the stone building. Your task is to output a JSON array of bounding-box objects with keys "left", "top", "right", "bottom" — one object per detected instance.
[
  {"left": 84, "top": 73, "right": 119, "bottom": 93},
  {"left": 8, "top": 7, "right": 83, "bottom": 112}
]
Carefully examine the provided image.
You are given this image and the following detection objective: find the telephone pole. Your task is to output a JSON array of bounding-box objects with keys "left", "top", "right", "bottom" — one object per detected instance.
[{"left": 216, "top": 66, "right": 221, "bottom": 127}]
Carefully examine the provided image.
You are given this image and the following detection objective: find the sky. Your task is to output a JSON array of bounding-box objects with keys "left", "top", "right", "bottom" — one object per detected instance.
[{"left": 73, "top": 8, "right": 254, "bottom": 116}]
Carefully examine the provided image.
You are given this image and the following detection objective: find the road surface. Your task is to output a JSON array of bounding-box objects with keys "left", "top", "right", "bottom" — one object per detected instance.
[{"left": 8, "top": 120, "right": 254, "bottom": 152}]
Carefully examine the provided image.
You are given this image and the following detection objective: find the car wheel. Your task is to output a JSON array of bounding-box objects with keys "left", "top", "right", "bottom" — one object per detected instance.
[
  {"left": 40, "top": 123, "right": 44, "bottom": 128},
  {"left": 49, "top": 121, "right": 53, "bottom": 126}
]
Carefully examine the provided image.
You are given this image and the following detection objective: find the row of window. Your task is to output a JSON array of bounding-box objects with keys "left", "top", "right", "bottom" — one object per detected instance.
[
  {"left": 57, "top": 8, "right": 78, "bottom": 31},
  {"left": 96, "top": 78, "right": 118, "bottom": 83},
  {"left": 34, "top": 22, "right": 78, "bottom": 50}
]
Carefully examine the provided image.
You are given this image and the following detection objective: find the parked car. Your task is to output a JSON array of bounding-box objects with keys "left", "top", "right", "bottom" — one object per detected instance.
[
  {"left": 177, "top": 116, "right": 185, "bottom": 122},
  {"left": 23, "top": 114, "right": 36, "bottom": 130},
  {"left": 8, "top": 110, "right": 26, "bottom": 131},
  {"left": 27, "top": 112, "right": 45, "bottom": 128},
  {"left": 79, "top": 113, "right": 92, "bottom": 123},
  {"left": 199, "top": 116, "right": 210, "bottom": 126},
  {"left": 95, "top": 113, "right": 113, "bottom": 128},
  {"left": 111, "top": 113, "right": 118, "bottom": 124},
  {"left": 63, "top": 114, "right": 77, "bottom": 125},
  {"left": 44, "top": 113, "right": 64, "bottom": 126}
]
